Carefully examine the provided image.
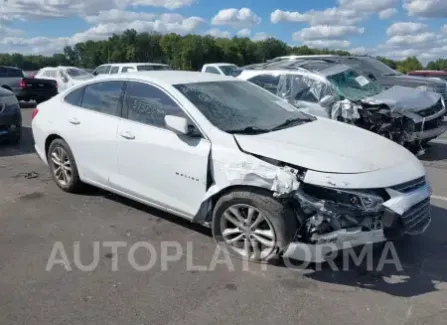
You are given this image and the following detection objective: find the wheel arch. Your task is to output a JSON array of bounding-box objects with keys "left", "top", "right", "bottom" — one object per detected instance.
[
  {"left": 45, "top": 133, "right": 64, "bottom": 157},
  {"left": 193, "top": 184, "right": 279, "bottom": 225},
  {"left": 1, "top": 84, "right": 12, "bottom": 91}
]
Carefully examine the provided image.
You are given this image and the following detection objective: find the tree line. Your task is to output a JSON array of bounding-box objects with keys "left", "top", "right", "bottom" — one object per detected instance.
[{"left": 0, "top": 29, "right": 445, "bottom": 73}]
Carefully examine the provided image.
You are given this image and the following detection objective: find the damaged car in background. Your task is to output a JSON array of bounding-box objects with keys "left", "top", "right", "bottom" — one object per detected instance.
[
  {"left": 32, "top": 72, "right": 431, "bottom": 263},
  {"left": 238, "top": 59, "right": 446, "bottom": 154}
]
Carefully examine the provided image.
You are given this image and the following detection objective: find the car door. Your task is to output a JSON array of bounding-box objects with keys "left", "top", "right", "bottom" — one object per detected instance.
[
  {"left": 62, "top": 80, "right": 125, "bottom": 186},
  {"left": 110, "top": 81, "right": 211, "bottom": 218}
]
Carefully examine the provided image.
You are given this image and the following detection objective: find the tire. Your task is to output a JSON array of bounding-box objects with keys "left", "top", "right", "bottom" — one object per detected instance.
[
  {"left": 212, "top": 188, "right": 298, "bottom": 263},
  {"left": 47, "top": 138, "right": 84, "bottom": 193}
]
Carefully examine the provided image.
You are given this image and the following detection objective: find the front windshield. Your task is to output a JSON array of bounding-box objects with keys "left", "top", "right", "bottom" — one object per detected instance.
[
  {"left": 137, "top": 65, "right": 172, "bottom": 71},
  {"left": 219, "top": 65, "right": 242, "bottom": 77},
  {"left": 174, "top": 81, "right": 314, "bottom": 133},
  {"left": 360, "top": 57, "right": 401, "bottom": 76},
  {"left": 327, "top": 69, "right": 384, "bottom": 101},
  {"left": 65, "top": 68, "right": 92, "bottom": 79}
]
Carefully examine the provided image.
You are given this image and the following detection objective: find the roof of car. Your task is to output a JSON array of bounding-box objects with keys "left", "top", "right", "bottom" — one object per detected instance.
[
  {"left": 101, "top": 62, "right": 169, "bottom": 67},
  {"left": 409, "top": 70, "right": 447, "bottom": 75},
  {"left": 95, "top": 71, "right": 237, "bottom": 85},
  {"left": 203, "top": 63, "right": 237, "bottom": 67}
]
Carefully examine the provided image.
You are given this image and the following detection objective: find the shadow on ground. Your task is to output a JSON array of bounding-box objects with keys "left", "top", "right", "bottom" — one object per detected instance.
[
  {"left": 0, "top": 126, "right": 35, "bottom": 157},
  {"left": 83, "top": 186, "right": 212, "bottom": 238},
  {"left": 420, "top": 142, "right": 447, "bottom": 162},
  {"left": 297, "top": 204, "right": 447, "bottom": 298}
]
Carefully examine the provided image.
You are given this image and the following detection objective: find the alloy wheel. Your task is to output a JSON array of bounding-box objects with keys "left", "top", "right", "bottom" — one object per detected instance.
[
  {"left": 220, "top": 204, "right": 277, "bottom": 260},
  {"left": 50, "top": 146, "right": 72, "bottom": 186}
]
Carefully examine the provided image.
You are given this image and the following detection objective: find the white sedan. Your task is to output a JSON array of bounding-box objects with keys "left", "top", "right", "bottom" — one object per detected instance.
[{"left": 32, "top": 71, "right": 431, "bottom": 263}]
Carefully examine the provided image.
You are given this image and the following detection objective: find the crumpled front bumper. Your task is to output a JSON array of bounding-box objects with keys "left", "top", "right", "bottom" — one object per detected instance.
[{"left": 282, "top": 182, "right": 431, "bottom": 263}]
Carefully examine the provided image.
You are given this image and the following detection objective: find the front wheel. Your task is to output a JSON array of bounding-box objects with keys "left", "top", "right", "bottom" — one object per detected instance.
[
  {"left": 47, "top": 138, "right": 84, "bottom": 193},
  {"left": 212, "top": 189, "right": 298, "bottom": 263}
]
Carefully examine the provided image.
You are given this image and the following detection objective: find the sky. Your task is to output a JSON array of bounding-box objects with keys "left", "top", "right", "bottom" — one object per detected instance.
[{"left": 0, "top": 0, "right": 446, "bottom": 64}]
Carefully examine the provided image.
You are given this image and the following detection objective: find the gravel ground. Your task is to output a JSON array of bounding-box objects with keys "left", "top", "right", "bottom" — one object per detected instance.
[{"left": 0, "top": 107, "right": 447, "bottom": 325}]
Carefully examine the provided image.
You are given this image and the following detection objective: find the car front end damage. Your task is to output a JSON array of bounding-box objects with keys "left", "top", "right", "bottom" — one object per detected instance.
[{"left": 282, "top": 170, "right": 431, "bottom": 262}]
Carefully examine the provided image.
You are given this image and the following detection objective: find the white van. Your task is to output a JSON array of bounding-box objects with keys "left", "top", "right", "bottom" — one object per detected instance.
[{"left": 92, "top": 62, "right": 172, "bottom": 76}]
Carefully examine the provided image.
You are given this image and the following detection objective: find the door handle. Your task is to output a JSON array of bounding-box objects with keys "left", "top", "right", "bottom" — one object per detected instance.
[
  {"left": 120, "top": 131, "right": 135, "bottom": 140},
  {"left": 68, "top": 117, "right": 80, "bottom": 125}
]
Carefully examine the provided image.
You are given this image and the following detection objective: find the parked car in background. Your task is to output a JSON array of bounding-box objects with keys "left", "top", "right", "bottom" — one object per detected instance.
[
  {"left": 270, "top": 55, "right": 447, "bottom": 99},
  {"left": 0, "top": 66, "right": 58, "bottom": 103},
  {"left": 92, "top": 62, "right": 172, "bottom": 76},
  {"left": 201, "top": 63, "right": 242, "bottom": 76},
  {"left": 35, "top": 66, "right": 93, "bottom": 92},
  {"left": 238, "top": 59, "right": 446, "bottom": 152},
  {"left": 32, "top": 71, "right": 431, "bottom": 263},
  {"left": 408, "top": 70, "right": 447, "bottom": 83},
  {"left": 0, "top": 87, "right": 22, "bottom": 144}
]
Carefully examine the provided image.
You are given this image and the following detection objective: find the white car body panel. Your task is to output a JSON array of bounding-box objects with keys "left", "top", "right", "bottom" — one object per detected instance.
[
  {"left": 201, "top": 63, "right": 238, "bottom": 75},
  {"left": 32, "top": 71, "right": 431, "bottom": 262},
  {"left": 35, "top": 66, "right": 93, "bottom": 91}
]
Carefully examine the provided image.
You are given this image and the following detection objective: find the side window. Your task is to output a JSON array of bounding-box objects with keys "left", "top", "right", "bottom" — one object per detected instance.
[
  {"left": 284, "top": 74, "right": 327, "bottom": 103},
  {"left": 121, "top": 67, "right": 135, "bottom": 73},
  {"left": 110, "top": 66, "right": 119, "bottom": 74},
  {"left": 81, "top": 81, "right": 124, "bottom": 116},
  {"left": 205, "top": 66, "right": 220, "bottom": 74},
  {"left": 92, "top": 66, "right": 105, "bottom": 75},
  {"left": 103, "top": 65, "right": 111, "bottom": 74},
  {"left": 248, "top": 74, "right": 281, "bottom": 94},
  {"left": 64, "top": 86, "right": 85, "bottom": 107},
  {"left": 123, "top": 81, "right": 186, "bottom": 128}
]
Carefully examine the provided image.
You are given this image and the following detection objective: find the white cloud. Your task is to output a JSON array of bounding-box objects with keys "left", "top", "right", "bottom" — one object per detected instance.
[
  {"left": 0, "top": 25, "right": 23, "bottom": 38},
  {"left": 236, "top": 28, "right": 251, "bottom": 37},
  {"left": 293, "top": 25, "right": 365, "bottom": 41},
  {"left": 271, "top": 8, "right": 366, "bottom": 26},
  {"left": 211, "top": 8, "right": 261, "bottom": 27},
  {"left": 1, "top": 15, "right": 205, "bottom": 54},
  {"left": 403, "top": 0, "right": 447, "bottom": 17},
  {"left": 350, "top": 46, "right": 368, "bottom": 54},
  {"left": 252, "top": 32, "right": 268, "bottom": 41},
  {"left": 378, "top": 8, "right": 398, "bottom": 19},
  {"left": 387, "top": 32, "right": 438, "bottom": 46},
  {"left": 303, "top": 40, "right": 351, "bottom": 48},
  {"left": 386, "top": 22, "right": 428, "bottom": 36},
  {"left": 0, "top": 0, "right": 197, "bottom": 22},
  {"left": 205, "top": 28, "right": 231, "bottom": 38},
  {"left": 443, "top": 25, "right": 447, "bottom": 34},
  {"left": 337, "top": 0, "right": 398, "bottom": 12}
]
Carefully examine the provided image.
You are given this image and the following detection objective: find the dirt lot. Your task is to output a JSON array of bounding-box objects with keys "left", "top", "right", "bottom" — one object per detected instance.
[{"left": 1, "top": 107, "right": 447, "bottom": 325}]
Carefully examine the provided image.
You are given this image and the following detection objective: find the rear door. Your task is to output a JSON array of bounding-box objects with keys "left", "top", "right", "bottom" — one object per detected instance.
[
  {"left": 111, "top": 81, "right": 210, "bottom": 217},
  {"left": 62, "top": 80, "right": 125, "bottom": 186}
]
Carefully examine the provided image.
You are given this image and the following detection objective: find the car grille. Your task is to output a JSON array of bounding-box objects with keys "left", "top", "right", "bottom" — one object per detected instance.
[
  {"left": 414, "top": 116, "right": 444, "bottom": 132},
  {"left": 433, "top": 84, "right": 447, "bottom": 99},
  {"left": 418, "top": 99, "right": 444, "bottom": 117},
  {"left": 400, "top": 198, "right": 431, "bottom": 235},
  {"left": 391, "top": 176, "right": 426, "bottom": 193}
]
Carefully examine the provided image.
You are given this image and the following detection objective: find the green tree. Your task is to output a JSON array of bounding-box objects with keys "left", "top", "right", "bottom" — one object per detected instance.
[{"left": 396, "top": 56, "right": 423, "bottom": 73}]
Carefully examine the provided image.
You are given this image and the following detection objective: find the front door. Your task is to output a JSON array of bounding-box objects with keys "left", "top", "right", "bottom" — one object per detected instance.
[{"left": 110, "top": 81, "right": 210, "bottom": 217}]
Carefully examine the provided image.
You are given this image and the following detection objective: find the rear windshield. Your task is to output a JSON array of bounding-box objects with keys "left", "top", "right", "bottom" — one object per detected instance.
[
  {"left": 136, "top": 65, "right": 171, "bottom": 71},
  {"left": 0, "top": 67, "right": 23, "bottom": 77}
]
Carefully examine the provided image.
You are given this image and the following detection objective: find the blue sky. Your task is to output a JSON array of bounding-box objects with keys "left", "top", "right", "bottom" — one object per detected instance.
[{"left": 0, "top": 0, "right": 446, "bottom": 62}]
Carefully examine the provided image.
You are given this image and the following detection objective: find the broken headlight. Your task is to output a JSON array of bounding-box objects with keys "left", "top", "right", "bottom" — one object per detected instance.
[{"left": 299, "top": 184, "right": 385, "bottom": 213}]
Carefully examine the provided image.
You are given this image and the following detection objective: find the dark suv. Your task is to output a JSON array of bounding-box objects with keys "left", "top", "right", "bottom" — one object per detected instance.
[{"left": 271, "top": 55, "right": 447, "bottom": 99}]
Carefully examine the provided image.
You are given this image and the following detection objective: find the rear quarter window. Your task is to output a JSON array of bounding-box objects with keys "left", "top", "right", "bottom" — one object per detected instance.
[{"left": 64, "top": 87, "right": 85, "bottom": 106}]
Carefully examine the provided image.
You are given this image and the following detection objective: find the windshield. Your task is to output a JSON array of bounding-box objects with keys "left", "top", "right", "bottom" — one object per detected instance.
[
  {"left": 356, "top": 57, "right": 401, "bottom": 77},
  {"left": 65, "top": 68, "right": 92, "bottom": 79},
  {"left": 174, "top": 81, "right": 314, "bottom": 133},
  {"left": 327, "top": 68, "right": 384, "bottom": 101},
  {"left": 137, "top": 65, "right": 171, "bottom": 71},
  {"left": 219, "top": 65, "right": 242, "bottom": 77}
]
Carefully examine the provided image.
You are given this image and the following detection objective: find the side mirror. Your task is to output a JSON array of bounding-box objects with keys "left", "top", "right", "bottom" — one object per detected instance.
[
  {"left": 319, "top": 95, "right": 337, "bottom": 108},
  {"left": 165, "top": 115, "right": 190, "bottom": 135},
  {"left": 368, "top": 73, "right": 376, "bottom": 80}
]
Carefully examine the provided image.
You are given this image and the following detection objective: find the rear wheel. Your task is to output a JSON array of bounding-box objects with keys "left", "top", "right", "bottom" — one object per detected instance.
[
  {"left": 47, "top": 138, "right": 84, "bottom": 193},
  {"left": 212, "top": 189, "right": 298, "bottom": 263}
]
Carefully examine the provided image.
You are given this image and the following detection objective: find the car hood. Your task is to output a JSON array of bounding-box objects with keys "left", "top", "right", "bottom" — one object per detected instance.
[
  {"left": 383, "top": 74, "right": 446, "bottom": 88},
  {"left": 362, "top": 85, "right": 441, "bottom": 113},
  {"left": 233, "top": 118, "right": 417, "bottom": 174}
]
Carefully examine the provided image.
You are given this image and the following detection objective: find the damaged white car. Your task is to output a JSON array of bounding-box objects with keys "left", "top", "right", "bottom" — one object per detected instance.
[
  {"left": 239, "top": 59, "right": 446, "bottom": 152},
  {"left": 32, "top": 71, "right": 431, "bottom": 263}
]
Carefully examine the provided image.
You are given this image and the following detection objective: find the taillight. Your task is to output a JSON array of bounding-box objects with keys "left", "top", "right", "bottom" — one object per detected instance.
[
  {"left": 31, "top": 108, "right": 39, "bottom": 119},
  {"left": 19, "top": 79, "right": 26, "bottom": 88}
]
